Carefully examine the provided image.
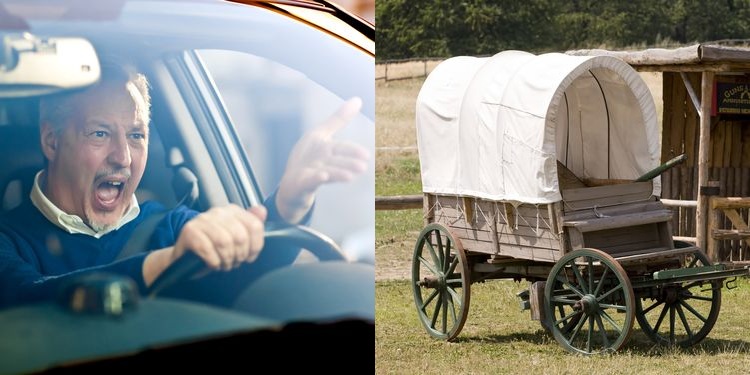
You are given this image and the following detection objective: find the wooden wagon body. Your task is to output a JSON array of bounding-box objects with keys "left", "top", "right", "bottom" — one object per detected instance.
[
  {"left": 425, "top": 181, "right": 677, "bottom": 266},
  {"left": 411, "top": 51, "right": 750, "bottom": 355}
]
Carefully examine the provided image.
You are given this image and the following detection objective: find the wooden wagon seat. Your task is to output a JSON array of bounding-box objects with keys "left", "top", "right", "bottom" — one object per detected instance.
[{"left": 556, "top": 163, "right": 675, "bottom": 257}]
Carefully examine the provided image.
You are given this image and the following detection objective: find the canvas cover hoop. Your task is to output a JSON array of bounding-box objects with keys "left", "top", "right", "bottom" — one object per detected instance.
[{"left": 415, "top": 51, "right": 660, "bottom": 205}]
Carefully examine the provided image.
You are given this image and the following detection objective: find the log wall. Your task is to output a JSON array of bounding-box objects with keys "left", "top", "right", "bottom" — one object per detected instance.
[{"left": 661, "top": 71, "right": 750, "bottom": 262}]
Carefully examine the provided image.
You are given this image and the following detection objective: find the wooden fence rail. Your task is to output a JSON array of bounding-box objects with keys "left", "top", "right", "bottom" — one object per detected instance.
[
  {"left": 375, "top": 194, "right": 422, "bottom": 210},
  {"left": 375, "top": 58, "right": 448, "bottom": 82},
  {"left": 708, "top": 197, "right": 750, "bottom": 265}
]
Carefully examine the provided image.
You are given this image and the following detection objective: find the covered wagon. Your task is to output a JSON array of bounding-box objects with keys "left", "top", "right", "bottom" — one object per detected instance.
[{"left": 411, "top": 51, "right": 749, "bottom": 354}]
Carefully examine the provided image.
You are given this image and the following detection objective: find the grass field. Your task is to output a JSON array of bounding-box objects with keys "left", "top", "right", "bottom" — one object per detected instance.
[
  {"left": 375, "top": 66, "right": 750, "bottom": 373},
  {"left": 376, "top": 278, "right": 750, "bottom": 374}
]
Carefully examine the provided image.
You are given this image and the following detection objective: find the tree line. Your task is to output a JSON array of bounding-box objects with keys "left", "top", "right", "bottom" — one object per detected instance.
[{"left": 375, "top": 0, "right": 750, "bottom": 61}]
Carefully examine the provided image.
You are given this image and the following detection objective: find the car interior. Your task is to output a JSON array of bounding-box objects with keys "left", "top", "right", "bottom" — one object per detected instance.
[{"left": 0, "top": 2, "right": 375, "bottom": 373}]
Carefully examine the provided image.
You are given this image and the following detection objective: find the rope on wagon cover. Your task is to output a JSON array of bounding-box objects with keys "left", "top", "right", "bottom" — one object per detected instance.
[
  {"left": 475, "top": 200, "right": 493, "bottom": 228},
  {"left": 512, "top": 204, "right": 552, "bottom": 237},
  {"left": 450, "top": 195, "right": 467, "bottom": 226}
]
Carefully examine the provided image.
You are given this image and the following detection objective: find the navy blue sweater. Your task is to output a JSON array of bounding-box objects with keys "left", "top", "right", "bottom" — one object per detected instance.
[
  {"left": 0, "top": 192, "right": 302, "bottom": 309},
  {"left": 0, "top": 199, "right": 197, "bottom": 308}
]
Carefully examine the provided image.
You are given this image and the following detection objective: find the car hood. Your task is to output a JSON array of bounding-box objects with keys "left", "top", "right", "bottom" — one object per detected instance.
[{"left": 0, "top": 299, "right": 277, "bottom": 373}]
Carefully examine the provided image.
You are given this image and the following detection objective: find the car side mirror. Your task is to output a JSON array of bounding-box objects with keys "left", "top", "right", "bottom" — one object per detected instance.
[{"left": 0, "top": 32, "right": 100, "bottom": 97}]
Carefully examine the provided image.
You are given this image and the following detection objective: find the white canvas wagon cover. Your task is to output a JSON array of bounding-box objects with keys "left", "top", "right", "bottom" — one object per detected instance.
[{"left": 416, "top": 51, "right": 660, "bottom": 204}]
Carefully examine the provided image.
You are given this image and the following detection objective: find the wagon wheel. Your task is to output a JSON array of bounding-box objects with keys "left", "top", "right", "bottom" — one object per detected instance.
[
  {"left": 544, "top": 248, "right": 635, "bottom": 355},
  {"left": 635, "top": 247, "right": 722, "bottom": 347},
  {"left": 411, "top": 223, "right": 470, "bottom": 341}
]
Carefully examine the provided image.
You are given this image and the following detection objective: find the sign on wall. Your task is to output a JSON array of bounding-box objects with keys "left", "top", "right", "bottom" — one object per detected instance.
[{"left": 713, "top": 81, "right": 750, "bottom": 116}]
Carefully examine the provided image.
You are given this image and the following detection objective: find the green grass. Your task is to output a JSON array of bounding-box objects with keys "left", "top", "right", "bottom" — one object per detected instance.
[
  {"left": 376, "top": 278, "right": 750, "bottom": 375},
  {"left": 375, "top": 156, "right": 421, "bottom": 196},
  {"left": 375, "top": 155, "right": 423, "bottom": 281}
]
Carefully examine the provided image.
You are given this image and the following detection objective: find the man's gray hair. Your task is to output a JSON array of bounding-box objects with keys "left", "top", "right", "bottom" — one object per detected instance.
[{"left": 39, "top": 61, "right": 151, "bottom": 134}]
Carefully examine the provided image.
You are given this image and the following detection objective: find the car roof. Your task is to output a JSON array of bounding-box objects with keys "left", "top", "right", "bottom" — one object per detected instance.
[{"left": 0, "top": 0, "right": 374, "bottom": 55}]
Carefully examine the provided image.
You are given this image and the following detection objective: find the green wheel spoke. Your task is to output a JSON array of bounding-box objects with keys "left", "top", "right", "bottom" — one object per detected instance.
[
  {"left": 567, "top": 313, "right": 588, "bottom": 343},
  {"left": 593, "top": 268, "right": 610, "bottom": 297},
  {"left": 435, "top": 234, "right": 445, "bottom": 268},
  {"left": 595, "top": 314, "right": 610, "bottom": 348},
  {"left": 420, "top": 289, "right": 440, "bottom": 311},
  {"left": 682, "top": 281, "right": 702, "bottom": 291},
  {"left": 557, "top": 304, "right": 567, "bottom": 323},
  {"left": 600, "top": 310, "right": 623, "bottom": 334},
  {"left": 653, "top": 302, "right": 670, "bottom": 332},
  {"left": 425, "top": 239, "right": 441, "bottom": 271},
  {"left": 587, "top": 258, "right": 594, "bottom": 295},
  {"left": 417, "top": 255, "right": 441, "bottom": 276},
  {"left": 680, "top": 300, "right": 708, "bottom": 323},
  {"left": 561, "top": 282, "right": 586, "bottom": 298},
  {"left": 443, "top": 239, "right": 452, "bottom": 273},
  {"left": 685, "top": 294, "right": 713, "bottom": 302},
  {"left": 599, "top": 303, "right": 628, "bottom": 312},
  {"left": 596, "top": 284, "right": 623, "bottom": 303},
  {"left": 587, "top": 314, "right": 594, "bottom": 353},
  {"left": 669, "top": 306, "right": 676, "bottom": 344},
  {"left": 445, "top": 277, "right": 464, "bottom": 288},
  {"left": 561, "top": 312, "right": 582, "bottom": 333},
  {"left": 445, "top": 285, "right": 463, "bottom": 311},
  {"left": 641, "top": 299, "right": 664, "bottom": 315},
  {"left": 443, "top": 288, "right": 456, "bottom": 323},
  {"left": 430, "top": 293, "right": 443, "bottom": 331},
  {"left": 446, "top": 257, "right": 459, "bottom": 276},
  {"left": 555, "top": 275, "right": 585, "bottom": 298},
  {"left": 675, "top": 304, "right": 694, "bottom": 339},
  {"left": 555, "top": 310, "right": 582, "bottom": 326},
  {"left": 441, "top": 289, "right": 449, "bottom": 333},
  {"left": 551, "top": 297, "right": 580, "bottom": 305},
  {"left": 570, "top": 262, "right": 588, "bottom": 294}
]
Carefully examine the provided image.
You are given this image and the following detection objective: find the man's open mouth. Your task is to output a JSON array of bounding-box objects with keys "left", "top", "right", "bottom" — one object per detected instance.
[{"left": 95, "top": 180, "right": 125, "bottom": 208}]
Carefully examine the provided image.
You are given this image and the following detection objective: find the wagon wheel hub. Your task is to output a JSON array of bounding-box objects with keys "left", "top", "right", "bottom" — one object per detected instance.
[
  {"left": 662, "top": 286, "right": 680, "bottom": 304},
  {"left": 417, "top": 275, "right": 442, "bottom": 289},
  {"left": 574, "top": 294, "right": 600, "bottom": 315}
]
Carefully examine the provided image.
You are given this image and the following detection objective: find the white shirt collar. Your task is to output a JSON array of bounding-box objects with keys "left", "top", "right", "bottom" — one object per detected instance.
[{"left": 30, "top": 170, "right": 141, "bottom": 239}]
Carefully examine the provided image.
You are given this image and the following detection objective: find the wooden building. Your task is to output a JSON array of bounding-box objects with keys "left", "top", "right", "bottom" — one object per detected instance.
[{"left": 568, "top": 41, "right": 750, "bottom": 266}]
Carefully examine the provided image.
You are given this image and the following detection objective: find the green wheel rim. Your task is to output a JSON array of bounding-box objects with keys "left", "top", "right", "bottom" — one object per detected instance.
[
  {"left": 635, "top": 248, "right": 721, "bottom": 347},
  {"left": 411, "top": 223, "right": 470, "bottom": 341},
  {"left": 544, "top": 248, "right": 635, "bottom": 355}
]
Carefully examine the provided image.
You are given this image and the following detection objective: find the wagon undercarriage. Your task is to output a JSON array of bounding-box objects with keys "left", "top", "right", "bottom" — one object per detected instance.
[{"left": 411, "top": 217, "right": 749, "bottom": 354}]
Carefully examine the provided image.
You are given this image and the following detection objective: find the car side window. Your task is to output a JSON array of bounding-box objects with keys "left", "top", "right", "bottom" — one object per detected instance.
[{"left": 196, "top": 49, "right": 375, "bottom": 257}]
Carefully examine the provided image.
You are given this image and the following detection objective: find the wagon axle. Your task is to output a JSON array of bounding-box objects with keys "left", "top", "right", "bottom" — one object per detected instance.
[
  {"left": 573, "top": 295, "right": 599, "bottom": 315},
  {"left": 417, "top": 276, "right": 441, "bottom": 289}
]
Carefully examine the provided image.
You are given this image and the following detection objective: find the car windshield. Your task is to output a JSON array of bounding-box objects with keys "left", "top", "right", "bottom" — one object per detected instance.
[{"left": 0, "top": 0, "right": 374, "bottom": 372}]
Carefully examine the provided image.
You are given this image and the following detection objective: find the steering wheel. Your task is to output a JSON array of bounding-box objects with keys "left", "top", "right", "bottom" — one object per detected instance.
[{"left": 146, "top": 222, "right": 347, "bottom": 298}]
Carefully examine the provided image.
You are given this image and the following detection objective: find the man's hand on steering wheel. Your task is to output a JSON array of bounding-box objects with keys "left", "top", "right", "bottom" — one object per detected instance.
[
  {"left": 146, "top": 214, "right": 348, "bottom": 298},
  {"left": 143, "top": 205, "right": 267, "bottom": 287},
  {"left": 171, "top": 205, "right": 268, "bottom": 271}
]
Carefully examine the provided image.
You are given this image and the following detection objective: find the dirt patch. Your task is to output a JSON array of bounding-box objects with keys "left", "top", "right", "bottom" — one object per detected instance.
[{"left": 375, "top": 239, "right": 414, "bottom": 281}]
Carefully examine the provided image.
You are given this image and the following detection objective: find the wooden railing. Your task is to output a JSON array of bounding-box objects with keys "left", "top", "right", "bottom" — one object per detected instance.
[
  {"left": 375, "top": 194, "right": 421, "bottom": 210},
  {"left": 708, "top": 197, "right": 750, "bottom": 265}
]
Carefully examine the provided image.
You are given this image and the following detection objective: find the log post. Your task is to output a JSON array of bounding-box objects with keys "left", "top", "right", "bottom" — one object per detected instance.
[{"left": 696, "top": 71, "right": 714, "bottom": 251}]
